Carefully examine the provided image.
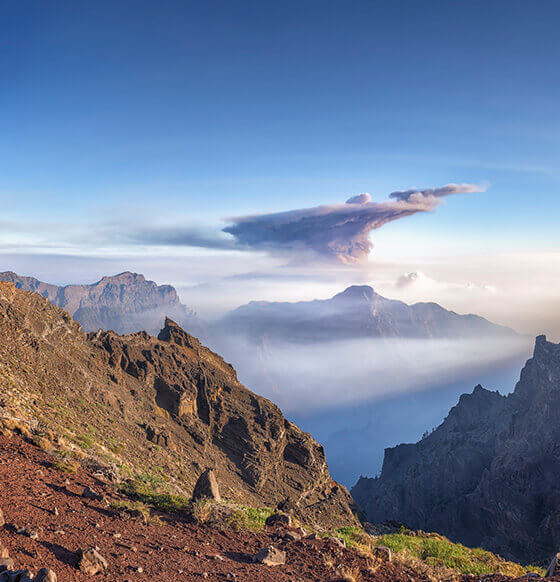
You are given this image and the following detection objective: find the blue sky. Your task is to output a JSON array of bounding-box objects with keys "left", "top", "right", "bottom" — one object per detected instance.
[{"left": 1, "top": 1, "right": 560, "bottom": 333}]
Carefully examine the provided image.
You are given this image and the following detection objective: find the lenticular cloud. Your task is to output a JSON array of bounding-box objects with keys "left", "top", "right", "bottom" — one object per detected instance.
[{"left": 223, "top": 183, "right": 485, "bottom": 263}]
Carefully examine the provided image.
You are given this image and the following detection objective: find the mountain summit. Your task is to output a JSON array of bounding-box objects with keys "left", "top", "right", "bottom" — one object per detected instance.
[
  {"left": 220, "top": 284, "right": 516, "bottom": 343},
  {"left": 0, "top": 271, "right": 202, "bottom": 336},
  {"left": 352, "top": 335, "right": 560, "bottom": 564}
]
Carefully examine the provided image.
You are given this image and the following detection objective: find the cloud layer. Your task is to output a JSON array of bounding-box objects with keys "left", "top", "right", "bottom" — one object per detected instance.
[{"left": 223, "top": 183, "right": 485, "bottom": 263}]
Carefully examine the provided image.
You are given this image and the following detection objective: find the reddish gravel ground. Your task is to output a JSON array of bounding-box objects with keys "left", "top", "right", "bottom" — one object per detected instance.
[{"left": 0, "top": 434, "right": 432, "bottom": 581}]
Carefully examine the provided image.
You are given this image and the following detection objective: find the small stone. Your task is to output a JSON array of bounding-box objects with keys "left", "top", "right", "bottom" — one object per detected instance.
[
  {"left": 82, "top": 487, "right": 102, "bottom": 501},
  {"left": 265, "top": 512, "right": 292, "bottom": 528},
  {"left": 133, "top": 566, "right": 143, "bottom": 573},
  {"left": 52, "top": 507, "right": 59, "bottom": 517},
  {"left": 34, "top": 568, "right": 57, "bottom": 582},
  {"left": 373, "top": 545, "right": 392, "bottom": 562},
  {"left": 191, "top": 469, "right": 221, "bottom": 502},
  {"left": 0, "top": 509, "right": 4, "bottom": 527},
  {"left": 28, "top": 531, "right": 39, "bottom": 540},
  {"left": 252, "top": 546, "right": 286, "bottom": 566},
  {"left": 0, "top": 544, "right": 9, "bottom": 559},
  {"left": 329, "top": 536, "right": 346, "bottom": 548},
  {"left": 283, "top": 530, "right": 301, "bottom": 541},
  {"left": 202, "top": 574, "right": 208, "bottom": 579},
  {"left": 78, "top": 548, "right": 108, "bottom": 575}
]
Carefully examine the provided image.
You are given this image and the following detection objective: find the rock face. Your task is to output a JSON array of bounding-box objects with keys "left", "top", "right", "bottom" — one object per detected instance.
[
  {"left": 352, "top": 335, "right": 560, "bottom": 564},
  {"left": 0, "top": 271, "right": 202, "bottom": 336},
  {"left": 0, "top": 282, "right": 357, "bottom": 529},
  {"left": 219, "top": 285, "right": 516, "bottom": 344}
]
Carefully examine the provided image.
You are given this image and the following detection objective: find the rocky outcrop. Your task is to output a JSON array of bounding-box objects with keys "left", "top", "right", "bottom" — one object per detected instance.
[
  {"left": 0, "top": 282, "right": 357, "bottom": 529},
  {"left": 219, "top": 285, "right": 516, "bottom": 344},
  {"left": 0, "top": 271, "right": 202, "bottom": 336},
  {"left": 352, "top": 335, "right": 560, "bottom": 564}
]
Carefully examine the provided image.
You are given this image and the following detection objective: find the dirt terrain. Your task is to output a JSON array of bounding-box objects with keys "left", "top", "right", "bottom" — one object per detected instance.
[{"left": 0, "top": 434, "right": 431, "bottom": 581}]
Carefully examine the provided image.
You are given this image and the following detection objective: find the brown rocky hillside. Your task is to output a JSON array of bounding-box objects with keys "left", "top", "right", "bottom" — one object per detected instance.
[{"left": 0, "top": 282, "right": 356, "bottom": 530}]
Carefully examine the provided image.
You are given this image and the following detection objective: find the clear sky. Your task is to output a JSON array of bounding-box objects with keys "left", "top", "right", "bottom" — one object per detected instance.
[{"left": 2, "top": 1, "right": 560, "bottom": 335}]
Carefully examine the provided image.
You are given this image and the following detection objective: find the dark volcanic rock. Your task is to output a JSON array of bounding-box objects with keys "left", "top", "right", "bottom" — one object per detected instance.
[
  {"left": 219, "top": 284, "right": 517, "bottom": 344},
  {"left": 352, "top": 335, "right": 560, "bottom": 564},
  {"left": 0, "top": 271, "right": 202, "bottom": 336}
]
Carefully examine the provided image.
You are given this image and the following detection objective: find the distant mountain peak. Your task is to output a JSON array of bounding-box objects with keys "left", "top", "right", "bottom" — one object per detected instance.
[
  {"left": 98, "top": 271, "right": 147, "bottom": 284},
  {"left": 333, "top": 285, "right": 379, "bottom": 301},
  {"left": 220, "top": 284, "right": 516, "bottom": 344},
  {"left": 0, "top": 270, "right": 202, "bottom": 337}
]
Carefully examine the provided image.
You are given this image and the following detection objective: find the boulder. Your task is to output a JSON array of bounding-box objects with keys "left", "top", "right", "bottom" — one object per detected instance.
[
  {"left": 78, "top": 548, "right": 108, "bottom": 575},
  {"left": 265, "top": 512, "right": 292, "bottom": 527},
  {"left": 252, "top": 546, "right": 286, "bottom": 566},
  {"left": 192, "top": 469, "right": 221, "bottom": 502},
  {"left": 372, "top": 545, "right": 392, "bottom": 562}
]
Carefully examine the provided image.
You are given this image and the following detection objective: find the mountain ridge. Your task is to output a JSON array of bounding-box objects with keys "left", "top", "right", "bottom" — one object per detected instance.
[
  {"left": 220, "top": 284, "right": 517, "bottom": 343},
  {"left": 0, "top": 270, "right": 202, "bottom": 336},
  {"left": 352, "top": 334, "right": 560, "bottom": 564}
]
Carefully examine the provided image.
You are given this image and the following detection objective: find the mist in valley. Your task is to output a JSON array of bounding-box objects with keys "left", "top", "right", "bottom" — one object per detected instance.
[{"left": 208, "top": 332, "right": 532, "bottom": 487}]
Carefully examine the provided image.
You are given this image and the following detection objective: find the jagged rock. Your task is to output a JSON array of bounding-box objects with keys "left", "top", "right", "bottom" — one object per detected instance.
[
  {"left": 265, "top": 512, "right": 291, "bottom": 527},
  {"left": 82, "top": 487, "right": 102, "bottom": 501},
  {"left": 33, "top": 570, "right": 57, "bottom": 582},
  {"left": 546, "top": 552, "right": 560, "bottom": 577},
  {"left": 192, "top": 469, "right": 221, "bottom": 502},
  {"left": 372, "top": 546, "right": 392, "bottom": 562},
  {"left": 78, "top": 548, "right": 108, "bottom": 575},
  {"left": 352, "top": 336, "right": 560, "bottom": 564},
  {"left": 252, "top": 546, "right": 286, "bottom": 566},
  {"left": 0, "top": 283, "right": 358, "bottom": 530}
]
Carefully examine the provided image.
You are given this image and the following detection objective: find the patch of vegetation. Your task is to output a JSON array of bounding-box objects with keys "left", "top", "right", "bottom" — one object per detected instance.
[
  {"left": 119, "top": 472, "right": 190, "bottom": 513},
  {"left": 52, "top": 451, "right": 80, "bottom": 474},
  {"left": 376, "top": 531, "right": 544, "bottom": 577},
  {"left": 330, "top": 526, "right": 370, "bottom": 549},
  {"left": 227, "top": 505, "right": 274, "bottom": 532}
]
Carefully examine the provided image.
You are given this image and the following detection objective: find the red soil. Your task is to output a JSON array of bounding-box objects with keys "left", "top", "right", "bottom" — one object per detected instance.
[{"left": 0, "top": 435, "right": 429, "bottom": 581}]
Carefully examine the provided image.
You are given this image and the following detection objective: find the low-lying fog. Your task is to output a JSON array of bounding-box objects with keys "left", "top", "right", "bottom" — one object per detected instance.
[{"left": 208, "top": 333, "right": 532, "bottom": 487}]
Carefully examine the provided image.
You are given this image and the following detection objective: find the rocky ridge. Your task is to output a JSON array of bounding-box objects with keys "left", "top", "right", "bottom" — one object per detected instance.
[
  {"left": 352, "top": 335, "right": 560, "bottom": 564},
  {"left": 0, "top": 271, "right": 202, "bottom": 336},
  {"left": 0, "top": 282, "right": 356, "bottom": 529},
  {"left": 219, "top": 285, "right": 517, "bottom": 344}
]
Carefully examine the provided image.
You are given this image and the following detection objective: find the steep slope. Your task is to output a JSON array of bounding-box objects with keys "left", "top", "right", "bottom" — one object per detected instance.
[
  {"left": 0, "top": 433, "right": 429, "bottom": 581},
  {"left": 0, "top": 282, "right": 357, "bottom": 529},
  {"left": 0, "top": 271, "right": 202, "bottom": 336},
  {"left": 219, "top": 285, "right": 516, "bottom": 344},
  {"left": 352, "top": 335, "right": 560, "bottom": 564}
]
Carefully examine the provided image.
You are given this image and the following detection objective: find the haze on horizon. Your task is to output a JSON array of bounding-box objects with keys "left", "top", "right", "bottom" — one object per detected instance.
[{"left": 1, "top": 0, "right": 560, "bottom": 342}]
